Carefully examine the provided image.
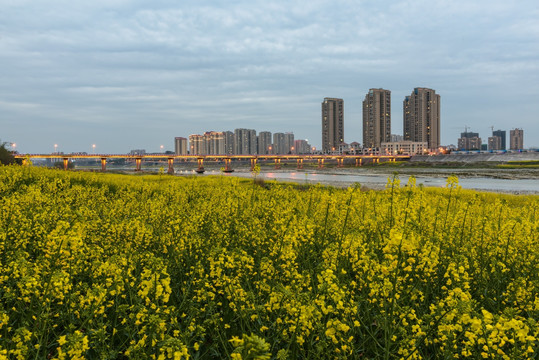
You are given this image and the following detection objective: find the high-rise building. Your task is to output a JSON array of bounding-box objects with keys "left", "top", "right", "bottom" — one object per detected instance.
[
  {"left": 273, "top": 132, "right": 285, "bottom": 154},
  {"left": 403, "top": 88, "right": 440, "bottom": 151},
  {"left": 492, "top": 130, "right": 506, "bottom": 150},
  {"left": 458, "top": 131, "right": 481, "bottom": 151},
  {"left": 224, "top": 131, "right": 235, "bottom": 155},
  {"left": 174, "top": 137, "right": 188, "bottom": 155},
  {"left": 203, "top": 131, "right": 226, "bottom": 155},
  {"left": 284, "top": 132, "right": 295, "bottom": 154},
  {"left": 363, "top": 89, "right": 391, "bottom": 149},
  {"left": 258, "top": 131, "right": 272, "bottom": 155},
  {"left": 510, "top": 128, "right": 524, "bottom": 150},
  {"left": 234, "top": 128, "right": 257, "bottom": 155},
  {"left": 294, "top": 139, "right": 312, "bottom": 154},
  {"left": 321, "top": 98, "right": 344, "bottom": 153},
  {"left": 488, "top": 136, "right": 502, "bottom": 151},
  {"left": 188, "top": 134, "right": 204, "bottom": 155}
]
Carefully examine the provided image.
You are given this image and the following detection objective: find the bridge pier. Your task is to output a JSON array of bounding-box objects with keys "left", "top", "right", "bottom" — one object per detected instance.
[
  {"left": 135, "top": 158, "right": 142, "bottom": 171},
  {"left": 101, "top": 158, "right": 107, "bottom": 172},
  {"left": 63, "top": 158, "right": 69, "bottom": 171},
  {"left": 250, "top": 158, "right": 257, "bottom": 171},
  {"left": 337, "top": 158, "right": 344, "bottom": 168},
  {"left": 274, "top": 158, "right": 281, "bottom": 170},
  {"left": 167, "top": 158, "right": 174, "bottom": 174},
  {"left": 355, "top": 158, "right": 362, "bottom": 167},
  {"left": 223, "top": 158, "right": 233, "bottom": 172},
  {"left": 297, "top": 158, "right": 303, "bottom": 169},
  {"left": 196, "top": 158, "right": 205, "bottom": 173},
  {"left": 317, "top": 158, "right": 324, "bottom": 169}
]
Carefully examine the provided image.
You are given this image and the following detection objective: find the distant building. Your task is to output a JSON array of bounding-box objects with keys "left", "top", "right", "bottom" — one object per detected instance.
[
  {"left": 204, "top": 131, "right": 226, "bottom": 155},
  {"left": 403, "top": 88, "right": 440, "bottom": 150},
  {"left": 258, "top": 131, "right": 272, "bottom": 155},
  {"left": 273, "top": 132, "right": 285, "bottom": 154},
  {"left": 284, "top": 132, "right": 294, "bottom": 154},
  {"left": 492, "top": 130, "right": 506, "bottom": 150},
  {"left": 349, "top": 142, "right": 362, "bottom": 154},
  {"left": 174, "top": 137, "right": 188, "bottom": 155},
  {"left": 458, "top": 131, "right": 481, "bottom": 151},
  {"left": 224, "top": 131, "right": 235, "bottom": 155},
  {"left": 322, "top": 98, "right": 344, "bottom": 153},
  {"left": 391, "top": 134, "right": 403, "bottom": 142},
  {"left": 381, "top": 141, "right": 428, "bottom": 155},
  {"left": 130, "top": 149, "right": 146, "bottom": 156},
  {"left": 293, "top": 139, "right": 311, "bottom": 154},
  {"left": 234, "top": 128, "right": 257, "bottom": 155},
  {"left": 488, "top": 136, "right": 502, "bottom": 151},
  {"left": 510, "top": 128, "right": 524, "bottom": 150},
  {"left": 363, "top": 89, "right": 391, "bottom": 149},
  {"left": 188, "top": 134, "right": 204, "bottom": 155}
]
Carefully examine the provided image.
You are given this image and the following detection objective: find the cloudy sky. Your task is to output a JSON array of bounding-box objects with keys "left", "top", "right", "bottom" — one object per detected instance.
[{"left": 1, "top": 0, "right": 538, "bottom": 153}]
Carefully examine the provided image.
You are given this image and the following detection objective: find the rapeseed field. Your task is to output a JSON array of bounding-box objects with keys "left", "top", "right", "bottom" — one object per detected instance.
[{"left": 0, "top": 166, "right": 537, "bottom": 359}]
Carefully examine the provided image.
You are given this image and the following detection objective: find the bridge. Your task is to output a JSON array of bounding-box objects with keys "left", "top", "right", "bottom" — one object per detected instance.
[{"left": 14, "top": 154, "right": 411, "bottom": 173}]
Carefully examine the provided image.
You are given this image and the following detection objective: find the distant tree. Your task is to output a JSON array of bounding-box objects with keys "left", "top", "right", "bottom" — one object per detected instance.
[{"left": 0, "top": 141, "right": 16, "bottom": 165}]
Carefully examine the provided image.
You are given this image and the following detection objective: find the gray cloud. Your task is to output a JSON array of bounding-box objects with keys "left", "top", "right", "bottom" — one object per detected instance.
[{"left": 1, "top": 0, "right": 538, "bottom": 153}]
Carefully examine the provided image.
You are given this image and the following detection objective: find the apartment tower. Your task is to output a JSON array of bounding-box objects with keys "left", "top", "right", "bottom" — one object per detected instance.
[
  {"left": 403, "top": 88, "right": 440, "bottom": 150},
  {"left": 510, "top": 128, "right": 524, "bottom": 150},
  {"left": 321, "top": 98, "right": 344, "bottom": 153},
  {"left": 362, "top": 88, "right": 391, "bottom": 149},
  {"left": 174, "top": 137, "right": 188, "bottom": 155}
]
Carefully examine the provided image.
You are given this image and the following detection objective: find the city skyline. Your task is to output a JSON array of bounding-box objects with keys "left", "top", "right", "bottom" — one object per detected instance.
[{"left": 2, "top": 0, "right": 539, "bottom": 153}]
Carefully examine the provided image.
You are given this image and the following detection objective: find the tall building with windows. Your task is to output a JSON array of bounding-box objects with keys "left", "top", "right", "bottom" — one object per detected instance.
[
  {"left": 224, "top": 131, "right": 235, "bottom": 155},
  {"left": 403, "top": 88, "right": 440, "bottom": 150},
  {"left": 284, "top": 132, "right": 295, "bottom": 154},
  {"left": 363, "top": 89, "right": 391, "bottom": 149},
  {"left": 458, "top": 131, "right": 481, "bottom": 151},
  {"left": 273, "top": 132, "right": 285, "bottom": 154},
  {"left": 510, "top": 128, "right": 524, "bottom": 150},
  {"left": 234, "top": 128, "right": 257, "bottom": 155},
  {"left": 174, "top": 137, "right": 188, "bottom": 155},
  {"left": 203, "top": 131, "right": 225, "bottom": 155},
  {"left": 258, "top": 131, "right": 272, "bottom": 155},
  {"left": 188, "top": 134, "right": 204, "bottom": 155},
  {"left": 321, "top": 98, "right": 344, "bottom": 153},
  {"left": 492, "top": 130, "right": 506, "bottom": 150}
]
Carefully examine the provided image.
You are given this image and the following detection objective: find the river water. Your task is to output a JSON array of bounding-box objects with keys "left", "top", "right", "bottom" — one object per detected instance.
[
  {"left": 211, "top": 170, "right": 539, "bottom": 194},
  {"left": 74, "top": 164, "right": 539, "bottom": 194}
]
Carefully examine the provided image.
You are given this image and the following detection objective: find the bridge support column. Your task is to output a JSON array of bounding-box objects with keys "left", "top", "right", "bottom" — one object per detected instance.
[
  {"left": 167, "top": 158, "right": 174, "bottom": 174},
  {"left": 356, "top": 158, "right": 362, "bottom": 167},
  {"left": 135, "top": 158, "right": 142, "bottom": 171},
  {"left": 101, "top": 158, "right": 107, "bottom": 172},
  {"left": 274, "top": 158, "right": 281, "bottom": 170},
  {"left": 196, "top": 158, "right": 205, "bottom": 173},
  {"left": 63, "top": 158, "right": 69, "bottom": 171},
  {"left": 250, "top": 158, "right": 257, "bottom": 171},
  {"left": 224, "top": 158, "right": 233, "bottom": 172},
  {"left": 337, "top": 158, "right": 344, "bottom": 167},
  {"left": 297, "top": 158, "right": 303, "bottom": 169},
  {"left": 317, "top": 158, "right": 324, "bottom": 169}
]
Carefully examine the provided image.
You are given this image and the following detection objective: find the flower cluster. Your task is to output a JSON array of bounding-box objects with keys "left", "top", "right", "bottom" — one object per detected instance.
[{"left": 0, "top": 166, "right": 537, "bottom": 359}]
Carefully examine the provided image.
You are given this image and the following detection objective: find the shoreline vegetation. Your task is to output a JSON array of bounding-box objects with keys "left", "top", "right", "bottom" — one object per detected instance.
[{"left": 0, "top": 166, "right": 537, "bottom": 359}]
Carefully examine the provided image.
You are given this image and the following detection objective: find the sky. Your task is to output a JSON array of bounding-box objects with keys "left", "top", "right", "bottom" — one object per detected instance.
[{"left": 1, "top": 0, "right": 539, "bottom": 154}]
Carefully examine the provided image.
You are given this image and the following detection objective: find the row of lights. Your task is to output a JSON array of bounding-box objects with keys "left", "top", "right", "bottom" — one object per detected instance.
[{"left": 49, "top": 144, "right": 166, "bottom": 154}]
